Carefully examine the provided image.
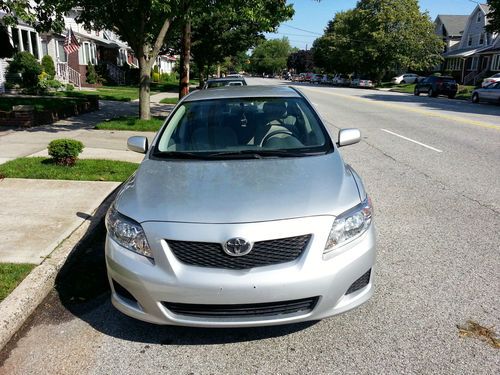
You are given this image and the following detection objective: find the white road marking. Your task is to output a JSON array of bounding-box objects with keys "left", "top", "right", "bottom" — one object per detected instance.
[{"left": 380, "top": 129, "right": 443, "bottom": 153}]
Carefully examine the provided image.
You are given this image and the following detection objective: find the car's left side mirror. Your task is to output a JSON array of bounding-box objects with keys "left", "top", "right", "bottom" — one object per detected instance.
[
  {"left": 337, "top": 128, "right": 361, "bottom": 147},
  {"left": 127, "top": 136, "right": 148, "bottom": 154}
]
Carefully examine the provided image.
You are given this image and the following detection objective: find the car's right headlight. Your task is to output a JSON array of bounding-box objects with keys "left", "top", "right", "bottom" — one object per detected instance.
[
  {"left": 324, "top": 196, "right": 373, "bottom": 253},
  {"left": 105, "top": 205, "right": 153, "bottom": 259}
]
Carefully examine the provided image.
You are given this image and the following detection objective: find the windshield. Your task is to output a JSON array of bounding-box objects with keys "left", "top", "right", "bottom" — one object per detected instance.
[
  {"left": 206, "top": 80, "right": 246, "bottom": 88},
  {"left": 154, "top": 97, "right": 331, "bottom": 159}
]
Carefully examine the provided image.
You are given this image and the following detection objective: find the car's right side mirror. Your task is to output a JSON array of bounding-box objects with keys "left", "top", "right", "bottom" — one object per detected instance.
[
  {"left": 337, "top": 128, "right": 361, "bottom": 147},
  {"left": 127, "top": 136, "right": 148, "bottom": 154}
]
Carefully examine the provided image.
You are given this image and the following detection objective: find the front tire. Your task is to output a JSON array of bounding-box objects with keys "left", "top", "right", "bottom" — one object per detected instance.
[
  {"left": 414, "top": 87, "right": 420, "bottom": 96},
  {"left": 428, "top": 88, "right": 437, "bottom": 97},
  {"left": 448, "top": 93, "right": 456, "bottom": 99},
  {"left": 472, "top": 93, "right": 479, "bottom": 103}
]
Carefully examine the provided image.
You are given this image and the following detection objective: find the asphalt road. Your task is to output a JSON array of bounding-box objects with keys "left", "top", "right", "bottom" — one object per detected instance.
[{"left": 1, "top": 78, "right": 499, "bottom": 375}]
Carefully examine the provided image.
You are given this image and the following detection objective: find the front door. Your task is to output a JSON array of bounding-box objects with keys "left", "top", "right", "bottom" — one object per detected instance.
[{"left": 481, "top": 56, "right": 490, "bottom": 71}]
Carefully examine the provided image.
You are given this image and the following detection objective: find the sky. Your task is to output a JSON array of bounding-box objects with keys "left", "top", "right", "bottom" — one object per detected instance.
[{"left": 265, "top": 0, "right": 483, "bottom": 50}]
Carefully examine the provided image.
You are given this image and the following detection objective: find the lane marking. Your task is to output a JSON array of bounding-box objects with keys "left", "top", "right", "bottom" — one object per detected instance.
[
  {"left": 381, "top": 129, "right": 443, "bottom": 153},
  {"left": 300, "top": 86, "right": 500, "bottom": 131}
]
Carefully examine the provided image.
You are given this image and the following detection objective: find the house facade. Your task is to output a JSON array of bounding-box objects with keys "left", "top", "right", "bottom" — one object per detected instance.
[
  {"left": 440, "top": 4, "right": 500, "bottom": 85},
  {"left": 0, "top": 9, "right": 136, "bottom": 91}
]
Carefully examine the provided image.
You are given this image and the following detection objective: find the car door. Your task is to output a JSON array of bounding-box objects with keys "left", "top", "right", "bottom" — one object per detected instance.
[{"left": 487, "top": 83, "right": 500, "bottom": 102}]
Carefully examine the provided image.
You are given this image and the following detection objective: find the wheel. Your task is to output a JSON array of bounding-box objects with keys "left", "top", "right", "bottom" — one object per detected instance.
[
  {"left": 472, "top": 93, "right": 479, "bottom": 103},
  {"left": 401, "top": 80, "right": 406, "bottom": 84},
  {"left": 448, "top": 93, "right": 456, "bottom": 99},
  {"left": 428, "top": 88, "right": 437, "bottom": 97},
  {"left": 414, "top": 87, "right": 420, "bottom": 96}
]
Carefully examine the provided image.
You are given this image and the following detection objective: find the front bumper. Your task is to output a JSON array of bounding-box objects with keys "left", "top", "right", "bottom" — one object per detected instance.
[{"left": 105, "top": 216, "right": 376, "bottom": 327}]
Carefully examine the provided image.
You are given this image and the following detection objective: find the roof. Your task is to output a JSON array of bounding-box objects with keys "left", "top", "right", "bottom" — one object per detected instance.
[
  {"left": 184, "top": 85, "right": 301, "bottom": 102},
  {"left": 436, "top": 15, "right": 469, "bottom": 36},
  {"left": 443, "top": 45, "right": 492, "bottom": 58},
  {"left": 206, "top": 77, "right": 246, "bottom": 82},
  {"left": 479, "top": 4, "right": 491, "bottom": 14}
]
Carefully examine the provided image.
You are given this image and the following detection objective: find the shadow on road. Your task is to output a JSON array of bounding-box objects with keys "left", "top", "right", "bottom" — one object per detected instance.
[{"left": 52, "top": 200, "right": 317, "bottom": 346}]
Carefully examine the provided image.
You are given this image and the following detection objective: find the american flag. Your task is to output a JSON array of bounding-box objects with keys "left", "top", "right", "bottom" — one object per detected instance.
[{"left": 64, "top": 28, "right": 80, "bottom": 54}]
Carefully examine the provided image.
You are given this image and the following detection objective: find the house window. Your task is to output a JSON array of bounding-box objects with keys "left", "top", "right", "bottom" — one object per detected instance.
[
  {"left": 30, "top": 32, "right": 39, "bottom": 59},
  {"left": 470, "top": 57, "right": 479, "bottom": 71},
  {"left": 79, "top": 42, "right": 97, "bottom": 65},
  {"left": 492, "top": 54, "right": 500, "bottom": 71},
  {"left": 41, "top": 41, "right": 48, "bottom": 56},
  {"left": 117, "top": 48, "right": 127, "bottom": 66},
  {"left": 477, "top": 13, "right": 481, "bottom": 22},
  {"left": 57, "top": 40, "right": 67, "bottom": 62},
  {"left": 447, "top": 58, "right": 463, "bottom": 71},
  {"left": 468, "top": 36, "right": 472, "bottom": 46},
  {"left": 10, "top": 27, "right": 40, "bottom": 59},
  {"left": 11, "top": 27, "right": 19, "bottom": 50},
  {"left": 479, "top": 33, "right": 485, "bottom": 45}
]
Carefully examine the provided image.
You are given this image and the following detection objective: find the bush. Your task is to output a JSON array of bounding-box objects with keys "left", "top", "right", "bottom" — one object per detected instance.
[
  {"left": 48, "top": 139, "right": 84, "bottom": 166},
  {"left": 152, "top": 71, "right": 160, "bottom": 82},
  {"left": 41, "top": 55, "right": 56, "bottom": 79},
  {"left": 86, "top": 63, "right": 99, "bottom": 84},
  {"left": 38, "top": 78, "right": 64, "bottom": 92},
  {"left": 7, "top": 51, "right": 42, "bottom": 88},
  {"left": 66, "top": 83, "right": 75, "bottom": 91}
]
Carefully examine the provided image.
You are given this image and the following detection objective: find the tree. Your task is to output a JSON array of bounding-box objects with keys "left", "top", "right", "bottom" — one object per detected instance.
[
  {"left": 287, "top": 49, "right": 314, "bottom": 73},
  {"left": 313, "top": 0, "right": 444, "bottom": 80},
  {"left": 250, "top": 38, "right": 293, "bottom": 75},
  {"left": 1, "top": 1, "right": 64, "bottom": 31},
  {"left": 486, "top": 0, "right": 500, "bottom": 34},
  {"left": 189, "top": 0, "right": 294, "bottom": 86}
]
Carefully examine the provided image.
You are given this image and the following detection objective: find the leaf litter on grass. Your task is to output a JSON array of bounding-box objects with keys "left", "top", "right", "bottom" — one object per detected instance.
[{"left": 457, "top": 320, "right": 500, "bottom": 349}]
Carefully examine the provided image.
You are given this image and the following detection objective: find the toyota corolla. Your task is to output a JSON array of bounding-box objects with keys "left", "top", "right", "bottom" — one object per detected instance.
[{"left": 105, "top": 85, "right": 376, "bottom": 327}]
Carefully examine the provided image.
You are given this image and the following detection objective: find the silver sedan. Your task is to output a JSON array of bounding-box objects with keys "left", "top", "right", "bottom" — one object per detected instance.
[
  {"left": 472, "top": 82, "right": 500, "bottom": 104},
  {"left": 105, "top": 86, "right": 376, "bottom": 327}
]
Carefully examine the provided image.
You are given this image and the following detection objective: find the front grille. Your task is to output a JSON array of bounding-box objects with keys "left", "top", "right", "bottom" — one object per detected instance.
[
  {"left": 162, "top": 297, "right": 319, "bottom": 318},
  {"left": 346, "top": 269, "right": 372, "bottom": 295},
  {"left": 167, "top": 235, "right": 311, "bottom": 270}
]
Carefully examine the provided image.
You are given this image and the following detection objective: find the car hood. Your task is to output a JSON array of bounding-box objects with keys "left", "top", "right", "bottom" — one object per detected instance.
[{"left": 115, "top": 152, "right": 362, "bottom": 224}]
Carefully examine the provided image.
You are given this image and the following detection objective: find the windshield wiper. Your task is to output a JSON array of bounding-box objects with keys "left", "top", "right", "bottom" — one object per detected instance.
[
  {"left": 153, "top": 151, "right": 212, "bottom": 160},
  {"left": 206, "top": 149, "right": 325, "bottom": 158}
]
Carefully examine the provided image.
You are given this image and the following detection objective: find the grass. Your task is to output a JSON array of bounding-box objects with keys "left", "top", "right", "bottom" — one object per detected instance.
[
  {"left": 0, "top": 96, "right": 87, "bottom": 112},
  {"left": 95, "top": 116, "right": 164, "bottom": 132},
  {"left": 0, "top": 263, "right": 36, "bottom": 302},
  {"left": 159, "top": 97, "right": 179, "bottom": 105},
  {"left": 388, "top": 83, "right": 416, "bottom": 94},
  {"left": 0, "top": 157, "right": 139, "bottom": 182},
  {"left": 456, "top": 85, "right": 475, "bottom": 100}
]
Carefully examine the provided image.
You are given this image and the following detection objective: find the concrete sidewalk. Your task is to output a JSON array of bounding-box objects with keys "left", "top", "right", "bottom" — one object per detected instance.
[{"left": 0, "top": 178, "right": 120, "bottom": 264}]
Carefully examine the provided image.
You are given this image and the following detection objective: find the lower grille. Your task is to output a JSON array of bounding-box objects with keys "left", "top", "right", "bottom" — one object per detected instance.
[
  {"left": 346, "top": 269, "right": 372, "bottom": 295},
  {"left": 162, "top": 297, "right": 319, "bottom": 318},
  {"left": 167, "top": 235, "right": 311, "bottom": 270}
]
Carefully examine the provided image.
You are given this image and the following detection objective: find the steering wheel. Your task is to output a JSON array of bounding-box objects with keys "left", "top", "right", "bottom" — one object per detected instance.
[{"left": 260, "top": 129, "right": 298, "bottom": 147}]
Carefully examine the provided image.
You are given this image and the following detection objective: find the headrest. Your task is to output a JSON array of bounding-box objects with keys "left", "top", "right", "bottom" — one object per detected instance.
[{"left": 263, "top": 101, "right": 287, "bottom": 118}]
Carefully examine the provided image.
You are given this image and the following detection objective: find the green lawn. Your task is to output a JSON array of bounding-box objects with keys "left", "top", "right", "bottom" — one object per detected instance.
[
  {"left": 388, "top": 83, "right": 416, "bottom": 94},
  {"left": 456, "top": 85, "right": 475, "bottom": 100},
  {"left": 0, "top": 157, "right": 139, "bottom": 182},
  {"left": 0, "top": 96, "right": 87, "bottom": 112},
  {"left": 95, "top": 116, "right": 164, "bottom": 132},
  {"left": 159, "top": 97, "right": 179, "bottom": 105},
  {"left": 0, "top": 263, "right": 36, "bottom": 302}
]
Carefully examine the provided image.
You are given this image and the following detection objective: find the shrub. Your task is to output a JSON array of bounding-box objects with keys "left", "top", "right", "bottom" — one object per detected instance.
[
  {"left": 66, "top": 83, "right": 75, "bottom": 91},
  {"left": 7, "top": 51, "right": 42, "bottom": 88},
  {"left": 86, "top": 63, "right": 99, "bottom": 84},
  {"left": 152, "top": 71, "right": 160, "bottom": 82},
  {"left": 41, "top": 55, "right": 56, "bottom": 79},
  {"left": 38, "top": 79, "right": 64, "bottom": 92},
  {"left": 48, "top": 139, "right": 84, "bottom": 166}
]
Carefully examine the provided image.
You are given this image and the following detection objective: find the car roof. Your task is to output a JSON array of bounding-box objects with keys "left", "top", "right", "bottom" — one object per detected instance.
[
  {"left": 184, "top": 85, "right": 302, "bottom": 102},
  {"left": 206, "top": 78, "right": 245, "bottom": 82}
]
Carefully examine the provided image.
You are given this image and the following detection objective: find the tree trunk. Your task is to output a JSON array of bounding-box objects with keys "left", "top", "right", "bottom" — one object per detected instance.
[
  {"left": 139, "top": 56, "right": 151, "bottom": 120},
  {"left": 179, "top": 18, "right": 191, "bottom": 99}
]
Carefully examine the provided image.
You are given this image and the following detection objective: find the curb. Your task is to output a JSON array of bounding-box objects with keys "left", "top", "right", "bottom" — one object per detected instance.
[{"left": 0, "top": 188, "right": 118, "bottom": 350}]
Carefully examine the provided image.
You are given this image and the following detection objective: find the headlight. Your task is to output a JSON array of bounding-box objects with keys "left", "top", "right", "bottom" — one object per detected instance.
[
  {"left": 105, "top": 205, "right": 153, "bottom": 259},
  {"left": 324, "top": 196, "right": 373, "bottom": 253}
]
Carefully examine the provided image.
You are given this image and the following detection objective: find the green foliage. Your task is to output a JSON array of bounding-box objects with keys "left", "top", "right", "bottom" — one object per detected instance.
[
  {"left": 152, "top": 71, "right": 160, "bottom": 82},
  {"left": 85, "top": 62, "right": 99, "bottom": 84},
  {"left": 0, "top": 263, "right": 36, "bottom": 302},
  {"left": 486, "top": 0, "right": 499, "bottom": 34},
  {"left": 48, "top": 139, "right": 84, "bottom": 166},
  {"left": 38, "top": 78, "right": 64, "bottom": 92},
  {"left": 66, "top": 83, "right": 75, "bottom": 91},
  {"left": 95, "top": 116, "right": 164, "bottom": 131},
  {"left": 0, "top": 157, "right": 138, "bottom": 182},
  {"left": 313, "top": 0, "right": 444, "bottom": 79},
  {"left": 7, "top": 51, "right": 42, "bottom": 88},
  {"left": 0, "top": 1, "right": 65, "bottom": 32},
  {"left": 250, "top": 38, "right": 293, "bottom": 74},
  {"left": 41, "top": 55, "right": 56, "bottom": 78},
  {"left": 287, "top": 50, "right": 314, "bottom": 72}
]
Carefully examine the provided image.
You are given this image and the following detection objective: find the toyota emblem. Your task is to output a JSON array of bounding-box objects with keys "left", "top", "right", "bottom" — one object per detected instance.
[{"left": 223, "top": 238, "right": 253, "bottom": 257}]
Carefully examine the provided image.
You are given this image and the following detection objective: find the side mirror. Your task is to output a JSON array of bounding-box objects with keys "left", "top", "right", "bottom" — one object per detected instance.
[
  {"left": 127, "top": 136, "right": 148, "bottom": 154},
  {"left": 337, "top": 128, "right": 361, "bottom": 147}
]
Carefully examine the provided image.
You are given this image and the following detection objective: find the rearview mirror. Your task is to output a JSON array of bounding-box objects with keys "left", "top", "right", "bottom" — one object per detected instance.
[
  {"left": 337, "top": 128, "right": 361, "bottom": 147},
  {"left": 127, "top": 136, "right": 148, "bottom": 154}
]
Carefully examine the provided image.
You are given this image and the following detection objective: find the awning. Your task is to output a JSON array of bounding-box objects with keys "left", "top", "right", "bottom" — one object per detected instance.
[
  {"left": 74, "top": 31, "right": 128, "bottom": 49},
  {"left": 443, "top": 45, "right": 494, "bottom": 58}
]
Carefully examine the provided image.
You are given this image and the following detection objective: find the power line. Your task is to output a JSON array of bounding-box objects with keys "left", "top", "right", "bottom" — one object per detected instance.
[
  {"left": 282, "top": 24, "right": 322, "bottom": 36},
  {"left": 273, "top": 32, "right": 317, "bottom": 38}
]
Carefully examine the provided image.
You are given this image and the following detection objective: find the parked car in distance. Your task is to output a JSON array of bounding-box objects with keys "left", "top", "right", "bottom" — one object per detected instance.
[
  {"left": 481, "top": 73, "right": 500, "bottom": 87},
  {"left": 332, "top": 74, "right": 350, "bottom": 87},
  {"left": 351, "top": 77, "right": 374, "bottom": 88},
  {"left": 472, "top": 82, "right": 500, "bottom": 104},
  {"left": 226, "top": 73, "right": 243, "bottom": 78},
  {"left": 203, "top": 77, "right": 247, "bottom": 89},
  {"left": 311, "top": 74, "right": 323, "bottom": 84},
  {"left": 391, "top": 73, "right": 419, "bottom": 84},
  {"left": 304, "top": 72, "right": 314, "bottom": 82},
  {"left": 107, "top": 86, "right": 376, "bottom": 327},
  {"left": 321, "top": 74, "right": 332, "bottom": 85},
  {"left": 414, "top": 76, "right": 458, "bottom": 99}
]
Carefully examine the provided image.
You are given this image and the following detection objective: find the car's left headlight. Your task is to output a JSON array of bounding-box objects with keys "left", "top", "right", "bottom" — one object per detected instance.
[
  {"left": 105, "top": 205, "right": 153, "bottom": 259},
  {"left": 324, "top": 196, "right": 373, "bottom": 253}
]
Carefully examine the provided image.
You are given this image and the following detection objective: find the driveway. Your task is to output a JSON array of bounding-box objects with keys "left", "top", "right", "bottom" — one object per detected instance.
[{"left": 0, "top": 80, "right": 498, "bottom": 374}]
